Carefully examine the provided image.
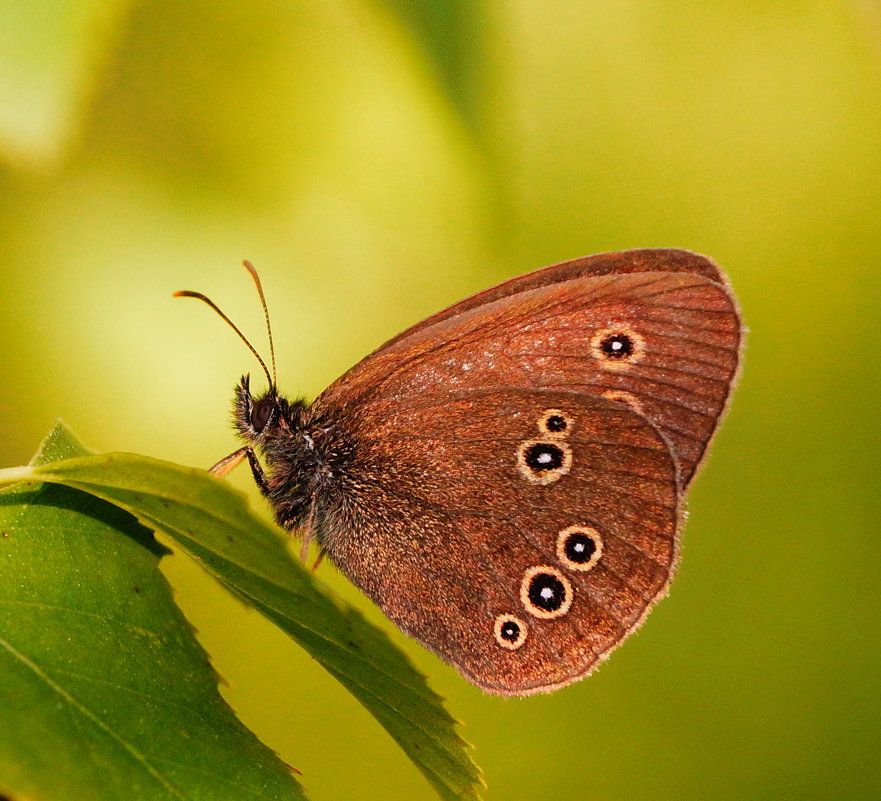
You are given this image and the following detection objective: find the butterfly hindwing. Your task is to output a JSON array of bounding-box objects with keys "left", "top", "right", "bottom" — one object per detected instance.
[{"left": 316, "top": 389, "right": 680, "bottom": 695}]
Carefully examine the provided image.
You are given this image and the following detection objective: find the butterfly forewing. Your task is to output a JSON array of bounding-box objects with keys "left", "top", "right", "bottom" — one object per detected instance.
[
  {"left": 319, "top": 261, "right": 741, "bottom": 489},
  {"left": 316, "top": 389, "right": 680, "bottom": 695},
  {"left": 376, "top": 248, "right": 732, "bottom": 351}
]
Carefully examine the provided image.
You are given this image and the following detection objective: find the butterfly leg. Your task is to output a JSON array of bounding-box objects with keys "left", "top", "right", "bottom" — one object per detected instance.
[
  {"left": 209, "top": 446, "right": 270, "bottom": 496},
  {"left": 299, "top": 500, "right": 317, "bottom": 564},
  {"left": 210, "top": 448, "right": 320, "bottom": 567}
]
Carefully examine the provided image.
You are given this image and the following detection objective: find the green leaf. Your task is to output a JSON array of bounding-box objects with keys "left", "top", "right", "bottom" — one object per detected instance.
[
  {"left": 0, "top": 424, "right": 305, "bottom": 801},
  {"left": 0, "top": 423, "right": 485, "bottom": 801}
]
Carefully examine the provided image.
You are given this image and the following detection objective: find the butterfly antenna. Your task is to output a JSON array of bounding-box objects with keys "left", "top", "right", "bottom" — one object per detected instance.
[
  {"left": 174, "top": 288, "right": 274, "bottom": 391},
  {"left": 241, "top": 260, "right": 277, "bottom": 389}
]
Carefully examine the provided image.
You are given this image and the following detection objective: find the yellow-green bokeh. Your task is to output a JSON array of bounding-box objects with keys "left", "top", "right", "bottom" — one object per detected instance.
[{"left": 1, "top": 2, "right": 879, "bottom": 799}]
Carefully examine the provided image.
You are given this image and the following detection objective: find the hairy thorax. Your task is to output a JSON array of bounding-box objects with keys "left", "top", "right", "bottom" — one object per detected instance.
[{"left": 232, "top": 376, "right": 354, "bottom": 533}]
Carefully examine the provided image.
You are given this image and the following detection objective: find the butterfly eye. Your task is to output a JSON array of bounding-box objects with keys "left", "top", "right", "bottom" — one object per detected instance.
[
  {"left": 515, "top": 439, "right": 573, "bottom": 485},
  {"left": 557, "top": 525, "right": 603, "bottom": 572},
  {"left": 537, "top": 408, "right": 573, "bottom": 437},
  {"left": 493, "top": 614, "right": 528, "bottom": 650},
  {"left": 590, "top": 326, "right": 646, "bottom": 369},
  {"left": 520, "top": 566, "right": 573, "bottom": 619},
  {"left": 251, "top": 397, "right": 275, "bottom": 432}
]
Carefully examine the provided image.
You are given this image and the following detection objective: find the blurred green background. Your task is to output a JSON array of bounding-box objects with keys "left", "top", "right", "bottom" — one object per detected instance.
[{"left": 2, "top": 1, "right": 879, "bottom": 799}]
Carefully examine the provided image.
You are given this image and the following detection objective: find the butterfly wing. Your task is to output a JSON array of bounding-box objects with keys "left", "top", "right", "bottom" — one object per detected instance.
[
  {"left": 309, "top": 252, "right": 739, "bottom": 693},
  {"left": 315, "top": 388, "right": 680, "bottom": 695},
  {"left": 377, "top": 248, "right": 732, "bottom": 352},
  {"left": 318, "top": 254, "right": 741, "bottom": 488}
]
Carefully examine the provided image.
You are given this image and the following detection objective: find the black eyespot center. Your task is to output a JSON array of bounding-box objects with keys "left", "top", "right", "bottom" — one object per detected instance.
[
  {"left": 600, "top": 333, "right": 634, "bottom": 359},
  {"left": 500, "top": 620, "right": 521, "bottom": 641},
  {"left": 493, "top": 613, "right": 528, "bottom": 649},
  {"left": 524, "top": 442, "right": 564, "bottom": 472},
  {"left": 564, "top": 531, "right": 597, "bottom": 564},
  {"left": 590, "top": 326, "right": 646, "bottom": 369},
  {"left": 516, "top": 438, "right": 573, "bottom": 485},
  {"left": 527, "top": 571, "right": 567, "bottom": 612},
  {"left": 557, "top": 525, "right": 604, "bottom": 571},
  {"left": 545, "top": 414, "right": 567, "bottom": 432},
  {"left": 251, "top": 397, "right": 275, "bottom": 432},
  {"left": 520, "top": 566, "right": 573, "bottom": 618}
]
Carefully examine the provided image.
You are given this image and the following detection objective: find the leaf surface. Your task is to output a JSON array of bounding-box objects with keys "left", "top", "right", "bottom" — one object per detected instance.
[
  {"left": 0, "top": 422, "right": 484, "bottom": 801},
  {"left": 0, "top": 424, "right": 306, "bottom": 801}
]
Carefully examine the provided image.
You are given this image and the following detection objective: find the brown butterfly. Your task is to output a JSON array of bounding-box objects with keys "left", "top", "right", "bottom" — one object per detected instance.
[{"left": 177, "top": 249, "right": 742, "bottom": 695}]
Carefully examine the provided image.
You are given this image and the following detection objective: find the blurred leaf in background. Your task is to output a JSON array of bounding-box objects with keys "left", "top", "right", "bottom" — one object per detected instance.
[{"left": 1, "top": 1, "right": 879, "bottom": 800}]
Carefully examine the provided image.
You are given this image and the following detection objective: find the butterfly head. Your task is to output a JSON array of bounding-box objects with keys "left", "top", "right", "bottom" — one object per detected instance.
[
  {"left": 232, "top": 371, "right": 339, "bottom": 533},
  {"left": 233, "top": 373, "right": 309, "bottom": 444},
  {"left": 234, "top": 373, "right": 276, "bottom": 439}
]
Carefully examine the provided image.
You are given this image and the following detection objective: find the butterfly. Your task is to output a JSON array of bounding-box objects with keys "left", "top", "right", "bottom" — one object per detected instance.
[{"left": 177, "top": 249, "right": 742, "bottom": 695}]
